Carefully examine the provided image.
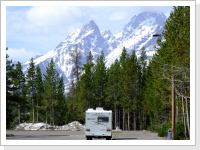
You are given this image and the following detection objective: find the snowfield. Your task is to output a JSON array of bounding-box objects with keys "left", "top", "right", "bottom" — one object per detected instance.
[{"left": 14, "top": 121, "right": 85, "bottom": 131}]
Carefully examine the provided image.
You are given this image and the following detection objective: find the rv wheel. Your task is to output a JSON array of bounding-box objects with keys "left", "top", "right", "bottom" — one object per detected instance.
[
  {"left": 106, "top": 137, "right": 111, "bottom": 140},
  {"left": 86, "top": 137, "right": 92, "bottom": 140}
]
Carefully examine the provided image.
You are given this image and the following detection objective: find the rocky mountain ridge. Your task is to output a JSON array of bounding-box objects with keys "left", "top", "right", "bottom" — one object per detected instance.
[{"left": 23, "top": 11, "right": 167, "bottom": 92}]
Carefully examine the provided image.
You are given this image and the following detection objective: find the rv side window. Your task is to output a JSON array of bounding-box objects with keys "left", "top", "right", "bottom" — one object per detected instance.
[{"left": 98, "top": 117, "right": 109, "bottom": 122}]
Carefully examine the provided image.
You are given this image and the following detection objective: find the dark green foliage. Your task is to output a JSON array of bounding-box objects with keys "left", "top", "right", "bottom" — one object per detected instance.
[
  {"left": 158, "top": 121, "right": 171, "bottom": 137},
  {"left": 26, "top": 57, "right": 37, "bottom": 123},
  {"left": 78, "top": 51, "right": 94, "bottom": 109},
  {"left": 55, "top": 76, "right": 67, "bottom": 125},
  {"left": 6, "top": 54, "right": 67, "bottom": 127},
  {"left": 43, "top": 59, "right": 59, "bottom": 125},
  {"left": 93, "top": 51, "right": 107, "bottom": 107},
  {"left": 106, "top": 59, "right": 121, "bottom": 109},
  {"left": 176, "top": 120, "right": 185, "bottom": 140},
  {"left": 106, "top": 59, "right": 121, "bottom": 128},
  {"left": 13, "top": 61, "right": 26, "bottom": 124},
  {"left": 6, "top": 48, "right": 17, "bottom": 129},
  {"left": 35, "top": 66, "right": 44, "bottom": 122}
]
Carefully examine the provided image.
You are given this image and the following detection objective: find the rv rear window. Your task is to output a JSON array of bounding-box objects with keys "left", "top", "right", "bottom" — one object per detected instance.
[{"left": 98, "top": 117, "right": 109, "bottom": 122}]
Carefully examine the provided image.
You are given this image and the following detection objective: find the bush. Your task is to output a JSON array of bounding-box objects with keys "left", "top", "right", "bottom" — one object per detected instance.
[
  {"left": 176, "top": 120, "right": 185, "bottom": 140},
  {"left": 157, "top": 120, "right": 186, "bottom": 139},
  {"left": 158, "top": 121, "right": 171, "bottom": 137}
]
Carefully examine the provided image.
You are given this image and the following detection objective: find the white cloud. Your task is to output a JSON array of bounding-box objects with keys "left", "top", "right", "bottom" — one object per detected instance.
[
  {"left": 26, "top": 6, "right": 83, "bottom": 27},
  {"left": 7, "top": 48, "right": 42, "bottom": 63}
]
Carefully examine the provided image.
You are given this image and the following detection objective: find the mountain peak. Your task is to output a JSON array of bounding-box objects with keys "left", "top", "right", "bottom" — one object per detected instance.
[
  {"left": 130, "top": 11, "right": 167, "bottom": 26},
  {"left": 88, "top": 20, "right": 96, "bottom": 25},
  {"left": 83, "top": 20, "right": 99, "bottom": 31},
  {"left": 101, "top": 30, "right": 112, "bottom": 35}
]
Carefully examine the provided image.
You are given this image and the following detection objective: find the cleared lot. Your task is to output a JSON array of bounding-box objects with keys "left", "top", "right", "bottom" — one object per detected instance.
[{"left": 6, "top": 130, "right": 166, "bottom": 140}]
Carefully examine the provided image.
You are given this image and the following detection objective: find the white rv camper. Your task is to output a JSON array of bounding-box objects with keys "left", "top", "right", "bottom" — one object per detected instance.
[{"left": 85, "top": 107, "right": 112, "bottom": 140}]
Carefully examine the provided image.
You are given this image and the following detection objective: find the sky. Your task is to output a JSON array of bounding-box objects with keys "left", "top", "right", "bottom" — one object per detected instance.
[{"left": 6, "top": 5, "right": 173, "bottom": 63}]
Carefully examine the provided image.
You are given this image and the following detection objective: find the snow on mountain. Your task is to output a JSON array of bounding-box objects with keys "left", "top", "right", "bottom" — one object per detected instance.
[
  {"left": 23, "top": 20, "right": 111, "bottom": 90},
  {"left": 101, "top": 30, "right": 118, "bottom": 49},
  {"left": 105, "top": 12, "right": 166, "bottom": 66},
  {"left": 23, "top": 12, "right": 167, "bottom": 92}
]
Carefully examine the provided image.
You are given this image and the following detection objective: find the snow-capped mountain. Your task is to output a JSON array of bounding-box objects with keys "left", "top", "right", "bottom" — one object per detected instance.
[
  {"left": 101, "top": 30, "right": 118, "bottom": 49},
  {"left": 105, "top": 12, "right": 166, "bottom": 66},
  {"left": 23, "top": 12, "right": 167, "bottom": 92}
]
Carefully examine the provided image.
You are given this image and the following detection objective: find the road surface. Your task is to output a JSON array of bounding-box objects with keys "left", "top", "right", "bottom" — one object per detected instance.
[{"left": 6, "top": 130, "right": 166, "bottom": 140}]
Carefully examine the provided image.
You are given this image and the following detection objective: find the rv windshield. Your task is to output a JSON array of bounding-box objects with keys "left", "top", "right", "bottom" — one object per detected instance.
[{"left": 98, "top": 117, "right": 109, "bottom": 123}]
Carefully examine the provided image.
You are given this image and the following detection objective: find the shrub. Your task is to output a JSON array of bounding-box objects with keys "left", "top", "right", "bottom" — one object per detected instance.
[
  {"left": 158, "top": 121, "right": 171, "bottom": 137},
  {"left": 176, "top": 120, "right": 185, "bottom": 140}
]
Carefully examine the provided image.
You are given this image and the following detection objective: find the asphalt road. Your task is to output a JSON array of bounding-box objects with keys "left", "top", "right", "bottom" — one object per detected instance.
[{"left": 6, "top": 130, "right": 166, "bottom": 140}]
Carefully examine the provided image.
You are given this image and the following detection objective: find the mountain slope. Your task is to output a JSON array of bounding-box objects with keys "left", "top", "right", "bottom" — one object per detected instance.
[
  {"left": 105, "top": 12, "right": 166, "bottom": 66},
  {"left": 23, "top": 12, "right": 167, "bottom": 92}
]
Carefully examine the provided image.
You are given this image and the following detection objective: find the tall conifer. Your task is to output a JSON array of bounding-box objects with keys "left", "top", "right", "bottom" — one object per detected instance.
[
  {"left": 93, "top": 51, "right": 107, "bottom": 107},
  {"left": 13, "top": 62, "right": 26, "bottom": 124},
  {"left": 44, "top": 59, "right": 59, "bottom": 125},
  {"left": 26, "top": 57, "right": 36, "bottom": 123}
]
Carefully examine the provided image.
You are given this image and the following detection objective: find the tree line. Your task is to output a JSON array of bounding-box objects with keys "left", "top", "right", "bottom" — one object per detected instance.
[
  {"left": 67, "top": 47, "right": 148, "bottom": 131},
  {"left": 6, "top": 6, "right": 190, "bottom": 139},
  {"left": 6, "top": 55, "right": 66, "bottom": 128}
]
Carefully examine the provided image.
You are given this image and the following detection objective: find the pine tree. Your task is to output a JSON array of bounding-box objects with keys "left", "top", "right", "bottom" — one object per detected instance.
[
  {"left": 68, "top": 44, "right": 82, "bottom": 97},
  {"left": 13, "top": 61, "right": 26, "bottom": 124},
  {"left": 123, "top": 51, "right": 139, "bottom": 130},
  {"left": 6, "top": 48, "right": 17, "bottom": 128},
  {"left": 93, "top": 51, "right": 107, "bottom": 107},
  {"left": 35, "top": 65, "right": 44, "bottom": 122},
  {"left": 144, "top": 56, "right": 171, "bottom": 128},
  {"left": 106, "top": 59, "right": 121, "bottom": 128},
  {"left": 66, "top": 45, "right": 83, "bottom": 122},
  {"left": 138, "top": 46, "right": 148, "bottom": 129},
  {"left": 43, "top": 58, "right": 59, "bottom": 125},
  {"left": 26, "top": 57, "right": 37, "bottom": 123},
  {"left": 55, "top": 76, "right": 67, "bottom": 125},
  {"left": 139, "top": 46, "right": 147, "bottom": 77},
  {"left": 119, "top": 47, "right": 128, "bottom": 69},
  {"left": 118, "top": 47, "right": 128, "bottom": 130},
  {"left": 78, "top": 51, "right": 94, "bottom": 109}
]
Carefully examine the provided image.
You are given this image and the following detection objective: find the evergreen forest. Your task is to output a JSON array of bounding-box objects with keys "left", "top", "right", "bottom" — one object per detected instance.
[{"left": 6, "top": 6, "right": 190, "bottom": 139}]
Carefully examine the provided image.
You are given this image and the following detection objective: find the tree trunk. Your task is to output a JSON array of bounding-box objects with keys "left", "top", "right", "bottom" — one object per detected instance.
[
  {"left": 32, "top": 98, "right": 34, "bottom": 123},
  {"left": 46, "top": 110, "right": 48, "bottom": 124},
  {"left": 118, "top": 108, "right": 121, "bottom": 129},
  {"left": 185, "top": 98, "right": 190, "bottom": 137},
  {"left": 18, "top": 104, "right": 20, "bottom": 124},
  {"left": 37, "top": 99, "right": 38, "bottom": 123},
  {"left": 182, "top": 96, "right": 187, "bottom": 138},
  {"left": 128, "top": 111, "right": 130, "bottom": 130},
  {"left": 133, "top": 111, "right": 136, "bottom": 130},
  {"left": 115, "top": 105, "right": 117, "bottom": 129},
  {"left": 123, "top": 108, "right": 125, "bottom": 130},
  {"left": 52, "top": 105, "right": 54, "bottom": 126}
]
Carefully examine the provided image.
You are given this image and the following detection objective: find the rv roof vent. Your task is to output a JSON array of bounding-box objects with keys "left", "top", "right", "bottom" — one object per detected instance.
[
  {"left": 88, "top": 108, "right": 94, "bottom": 111},
  {"left": 96, "top": 107, "right": 103, "bottom": 111}
]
